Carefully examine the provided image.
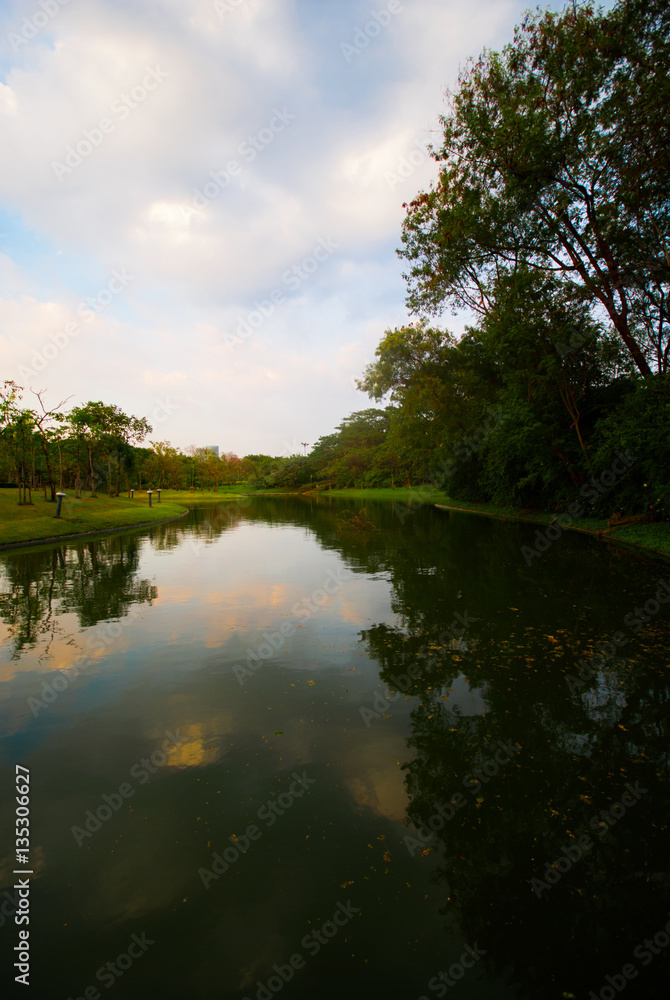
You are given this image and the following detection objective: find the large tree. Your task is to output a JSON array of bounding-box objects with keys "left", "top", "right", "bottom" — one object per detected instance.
[
  {"left": 400, "top": 0, "right": 670, "bottom": 376},
  {"left": 68, "top": 402, "right": 151, "bottom": 496}
]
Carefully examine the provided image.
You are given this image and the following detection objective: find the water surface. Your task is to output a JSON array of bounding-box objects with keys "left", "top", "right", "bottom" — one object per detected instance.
[{"left": 1, "top": 498, "right": 668, "bottom": 999}]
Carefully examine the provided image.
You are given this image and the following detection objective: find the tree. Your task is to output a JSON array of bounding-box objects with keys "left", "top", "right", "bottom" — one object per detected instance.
[
  {"left": 357, "top": 320, "right": 493, "bottom": 432},
  {"left": 0, "top": 383, "right": 35, "bottom": 504},
  {"left": 400, "top": 0, "right": 670, "bottom": 377},
  {"left": 314, "top": 409, "right": 390, "bottom": 487},
  {"left": 68, "top": 403, "right": 108, "bottom": 497},
  {"left": 30, "top": 389, "right": 70, "bottom": 501},
  {"left": 109, "top": 410, "right": 151, "bottom": 494},
  {"left": 68, "top": 403, "right": 151, "bottom": 496},
  {"left": 472, "top": 267, "right": 630, "bottom": 476},
  {"left": 148, "top": 441, "right": 182, "bottom": 489},
  {"left": 357, "top": 322, "right": 499, "bottom": 486}
]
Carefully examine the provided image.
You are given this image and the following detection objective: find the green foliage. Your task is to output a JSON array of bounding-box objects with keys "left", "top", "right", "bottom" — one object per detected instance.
[
  {"left": 400, "top": 0, "right": 670, "bottom": 377},
  {"left": 589, "top": 376, "right": 670, "bottom": 517}
]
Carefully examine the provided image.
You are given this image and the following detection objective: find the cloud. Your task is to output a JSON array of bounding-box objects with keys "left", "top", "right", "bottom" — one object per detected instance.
[{"left": 0, "top": 0, "right": 541, "bottom": 452}]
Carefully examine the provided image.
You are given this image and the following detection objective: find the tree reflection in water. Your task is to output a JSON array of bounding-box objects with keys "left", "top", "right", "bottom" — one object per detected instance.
[{"left": 0, "top": 535, "right": 156, "bottom": 660}]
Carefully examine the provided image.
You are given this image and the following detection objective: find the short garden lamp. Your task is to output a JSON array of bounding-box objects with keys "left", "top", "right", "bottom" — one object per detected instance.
[
  {"left": 157, "top": 488, "right": 162, "bottom": 503},
  {"left": 55, "top": 491, "right": 66, "bottom": 518},
  {"left": 147, "top": 489, "right": 153, "bottom": 508},
  {"left": 130, "top": 488, "right": 135, "bottom": 499}
]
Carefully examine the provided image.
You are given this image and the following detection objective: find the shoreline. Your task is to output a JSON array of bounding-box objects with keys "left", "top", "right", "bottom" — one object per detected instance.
[
  {"left": 433, "top": 502, "right": 670, "bottom": 563},
  {"left": 1, "top": 488, "right": 668, "bottom": 562},
  {"left": 0, "top": 509, "right": 189, "bottom": 553}
]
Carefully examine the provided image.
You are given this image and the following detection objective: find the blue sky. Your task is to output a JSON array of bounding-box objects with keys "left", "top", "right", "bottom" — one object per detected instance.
[{"left": 0, "top": 0, "right": 569, "bottom": 456}]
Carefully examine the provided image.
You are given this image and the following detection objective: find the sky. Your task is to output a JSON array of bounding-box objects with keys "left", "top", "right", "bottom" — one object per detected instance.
[{"left": 0, "top": 0, "right": 566, "bottom": 457}]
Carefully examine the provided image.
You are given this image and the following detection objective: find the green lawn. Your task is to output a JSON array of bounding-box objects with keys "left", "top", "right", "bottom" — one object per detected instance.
[
  {"left": 0, "top": 490, "right": 188, "bottom": 547},
  {"left": 157, "top": 486, "right": 299, "bottom": 498},
  {"left": 605, "top": 521, "right": 670, "bottom": 556}
]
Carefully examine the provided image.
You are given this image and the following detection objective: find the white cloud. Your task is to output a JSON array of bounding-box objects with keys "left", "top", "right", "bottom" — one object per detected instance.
[{"left": 0, "top": 0, "right": 547, "bottom": 453}]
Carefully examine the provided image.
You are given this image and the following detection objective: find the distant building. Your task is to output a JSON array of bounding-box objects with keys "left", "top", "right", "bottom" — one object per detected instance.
[{"left": 202, "top": 445, "right": 220, "bottom": 457}]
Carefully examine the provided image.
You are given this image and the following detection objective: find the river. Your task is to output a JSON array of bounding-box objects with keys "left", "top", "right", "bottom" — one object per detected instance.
[{"left": 1, "top": 497, "right": 668, "bottom": 999}]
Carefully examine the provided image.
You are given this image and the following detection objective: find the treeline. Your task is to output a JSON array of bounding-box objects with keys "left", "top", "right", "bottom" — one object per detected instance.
[
  {"left": 260, "top": 0, "right": 670, "bottom": 520},
  {"left": 0, "top": 384, "right": 271, "bottom": 500},
  {"left": 273, "top": 313, "right": 667, "bottom": 521}
]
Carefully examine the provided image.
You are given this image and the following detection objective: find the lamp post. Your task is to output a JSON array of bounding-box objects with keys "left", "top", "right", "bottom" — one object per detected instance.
[
  {"left": 55, "top": 491, "right": 66, "bottom": 518},
  {"left": 157, "top": 488, "right": 162, "bottom": 504},
  {"left": 130, "top": 489, "right": 135, "bottom": 499},
  {"left": 147, "top": 490, "right": 153, "bottom": 508}
]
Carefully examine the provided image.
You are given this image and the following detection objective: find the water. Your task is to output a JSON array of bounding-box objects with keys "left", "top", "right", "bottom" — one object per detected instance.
[{"left": 1, "top": 497, "right": 669, "bottom": 999}]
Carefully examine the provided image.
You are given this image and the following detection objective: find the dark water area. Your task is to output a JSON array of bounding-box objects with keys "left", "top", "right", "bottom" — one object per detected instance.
[{"left": 0, "top": 497, "right": 668, "bottom": 999}]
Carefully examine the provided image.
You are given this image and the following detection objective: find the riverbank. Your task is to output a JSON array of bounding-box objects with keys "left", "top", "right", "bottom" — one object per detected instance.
[
  {"left": 429, "top": 498, "right": 670, "bottom": 558},
  {"left": 0, "top": 491, "right": 189, "bottom": 549},
  {"left": 294, "top": 486, "right": 670, "bottom": 558},
  {"left": 166, "top": 485, "right": 670, "bottom": 557},
  {"left": 1, "top": 486, "right": 668, "bottom": 560}
]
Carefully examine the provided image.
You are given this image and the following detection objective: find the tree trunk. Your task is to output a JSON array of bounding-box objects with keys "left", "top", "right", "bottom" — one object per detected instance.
[
  {"left": 89, "top": 445, "right": 97, "bottom": 496},
  {"left": 37, "top": 428, "right": 56, "bottom": 500}
]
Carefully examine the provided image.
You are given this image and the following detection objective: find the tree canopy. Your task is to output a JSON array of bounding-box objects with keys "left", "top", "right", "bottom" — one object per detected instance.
[{"left": 399, "top": 0, "right": 670, "bottom": 376}]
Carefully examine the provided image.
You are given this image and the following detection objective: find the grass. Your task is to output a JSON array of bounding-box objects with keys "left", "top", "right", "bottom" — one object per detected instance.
[
  {"left": 155, "top": 486, "right": 298, "bottom": 498},
  {"left": 0, "top": 484, "right": 302, "bottom": 548},
  {"left": 320, "top": 487, "right": 453, "bottom": 501},
  {"left": 605, "top": 521, "right": 670, "bottom": 556},
  {"left": 0, "top": 490, "right": 188, "bottom": 548}
]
